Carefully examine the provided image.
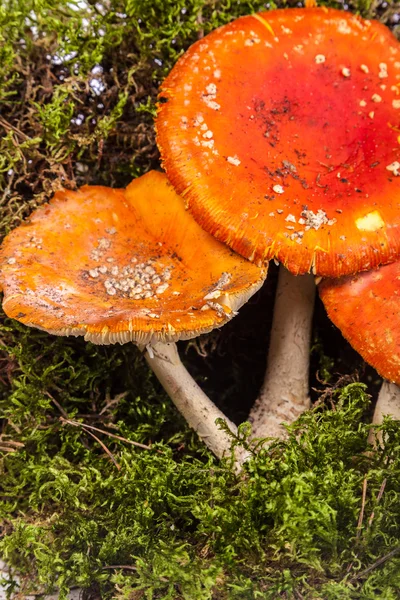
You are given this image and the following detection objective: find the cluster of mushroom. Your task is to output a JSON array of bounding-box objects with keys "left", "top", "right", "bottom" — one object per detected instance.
[
  {"left": 0, "top": 174, "right": 267, "bottom": 459},
  {"left": 1, "top": 7, "right": 400, "bottom": 463},
  {"left": 156, "top": 7, "right": 400, "bottom": 444}
]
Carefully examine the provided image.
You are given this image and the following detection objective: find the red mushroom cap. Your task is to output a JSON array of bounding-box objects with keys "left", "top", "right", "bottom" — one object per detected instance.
[
  {"left": 157, "top": 8, "right": 400, "bottom": 276},
  {"left": 0, "top": 172, "right": 266, "bottom": 345},
  {"left": 319, "top": 261, "right": 400, "bottom": 383}
]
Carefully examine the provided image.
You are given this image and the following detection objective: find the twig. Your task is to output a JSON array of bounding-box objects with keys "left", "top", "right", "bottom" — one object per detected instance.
[
  {"left": 0, "top": 439, "right": 25, "bottom": 452},
  {"left": 351, "top": 547, "right": 400, "bottom": 582},
  {"left": 84, "top": 429, "right": 121, "bottom": 470},
  {"left": 0, "top": 439, "right": 24, "bottom": 448},
  {"left": 356, "top": 478, "right": 368, "bottom": 539},
  {"left": 0, "top": 445, "right": 17, "bottom": 452},
  {"left": 102, "top": 565, "right": 137, "bottom": 571},
  {"left": 367, "top": 478, "right": 387, "bottom": 529},
  {"left": 99, "top": 391, "right": 128, "bottom": 415},
  {"left": 0, "top": 116, "right": 30, "bottom": 141},
  {"left": 196, "top": 7, "right": 204, "bottom": 39},
  {"left": 347, "top": 477, "right": 368, "bottom": 573},
  {"left": 60, "top": 417, "right": 157, "bottom": 451},
  {"left": 45, "top": 391, "right": 69, "bottom": 419}
]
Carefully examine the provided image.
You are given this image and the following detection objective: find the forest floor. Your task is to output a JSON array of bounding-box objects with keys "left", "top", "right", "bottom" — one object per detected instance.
[{"left": 1, "top": 0, "right": 400, "bottom": 598}]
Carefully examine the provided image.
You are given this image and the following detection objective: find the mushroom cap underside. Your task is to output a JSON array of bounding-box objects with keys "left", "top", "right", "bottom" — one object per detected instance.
[
  {"left": 319, "top": 261, "right": 400, "bottom": 384},
  {"left": 157, "top": 8, "right": 400, "bottom": 276},
  {"left": 0, "top": 171, "right": 266, "bottom": 345}
]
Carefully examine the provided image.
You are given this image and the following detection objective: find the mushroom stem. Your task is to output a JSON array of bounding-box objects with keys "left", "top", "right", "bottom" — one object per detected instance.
[
  {"left": 248, "top": 266, "right": 316, "bottom": 439},
  {"left": 145, "top": 342, "right": 241, "bottom": 461},
  {"left": 368, "top": 381, "right": 400, "bottom": 448}
]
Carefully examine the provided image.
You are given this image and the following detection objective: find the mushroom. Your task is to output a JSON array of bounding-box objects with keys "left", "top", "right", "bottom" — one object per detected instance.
[
  {"left": 319, "top": 260, "right": 400, "bottom": 447},
  {"left": 156, "top": 7, "right": 400, "bottom": 438},
  {"left": 0, "top": 171, "right": 266, "bottom": 460}
]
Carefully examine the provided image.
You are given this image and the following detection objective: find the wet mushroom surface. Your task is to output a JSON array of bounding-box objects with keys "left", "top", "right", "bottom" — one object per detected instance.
[{"left": 157, "top": 8, "right": 400, "bottom": 276}]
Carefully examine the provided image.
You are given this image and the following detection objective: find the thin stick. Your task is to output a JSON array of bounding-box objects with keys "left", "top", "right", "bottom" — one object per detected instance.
[
  {"left": 99, "top": 392, "right": 128, "bottom": 415},
  {"left": 0, "top": 445, "right": 18, "bottom": 453},
  {"left": 60, "top": 417, "right": 155, "bottom": 451},
  {"left": 367, "top": 478, "right": 387, "bottom": 529},
  {"left": 351, "top": 546, "right": 400, "bottom": 582},
  {"left": 102, "top": 565, "right": 137, "bottom": 571},
  {"left": 0, "top": 439, "right": 24, "bottom": 448},
  {"left": 45, "top": 391, "right": 69, "bottom": 419},
  {"left": 356, "top": 478, "right": 368, "bottom": 539},
  {"left": 348, "top": 478, "right": 386, "bottom": 574},
  {"left": 84, "top": 429, "right": 121, "bottom": 470}
]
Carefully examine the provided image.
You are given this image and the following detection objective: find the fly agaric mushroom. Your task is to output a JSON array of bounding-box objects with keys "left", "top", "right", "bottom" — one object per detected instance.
[
  {"left": 156, "top": 7, "right": 400, "bottom": 438},
  {"left": 319, "top": 261, "right": 400, "bottom": 446},
  {"left": 0, "top": 171, "right": 266, "bottom": 460}
]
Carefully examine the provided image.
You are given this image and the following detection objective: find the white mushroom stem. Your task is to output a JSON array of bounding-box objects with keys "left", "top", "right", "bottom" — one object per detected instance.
[
  {"left": 248, "top": 266, "right": 316, "bottom": 439},
  {"left": 368, "top": 381, "right": 400, "bottom": 448},
  {"left": 145, "top": 341, "right": 243, "bottom": 462}
]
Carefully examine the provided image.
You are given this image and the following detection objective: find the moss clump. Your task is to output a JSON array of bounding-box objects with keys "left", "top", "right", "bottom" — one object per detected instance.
[
  {"left": 1, "top": 0, "right": 400, "bottom": 598},
  {"left": 1, "top": 333, "right": 400, "bottom": 600}
]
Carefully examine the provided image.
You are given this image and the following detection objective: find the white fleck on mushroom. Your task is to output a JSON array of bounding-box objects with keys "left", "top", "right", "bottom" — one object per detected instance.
[
  {"left": 386, "top": 161, "right": 400, "bottom": 176},
  {"left": 371, "top": 93, "right": 382, "bottom": 103},
  {"left": 227, "top": 155, "right": 241, "bottom": 166},
  {"left": 300, "top": 209, "right": 332, "bottom": 231},
  {"left": 156, "top": 283, "right": 169, "bottom": 295},
  {"left": 273, "top": 184, "right": 284, "bottom": 194},
  {"left": 315, "top": 54, "right": 325, "bottom": 64},
  {"left": 341, "top": 67, "right": 351, "bottom": 77},
  {"left": 355, "top": 211, "right": 385, "bottom": 231},
  {"left": 378, "top": 62, "right": 388, "bottom": 78}
]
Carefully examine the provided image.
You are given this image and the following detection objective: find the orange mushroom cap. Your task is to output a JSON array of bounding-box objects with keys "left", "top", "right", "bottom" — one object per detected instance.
[
  {"left": 0, "top": 171, "right": 266, "bottom": 345},
  {"left": 157, "top": 8, "right": 400, "bottom": 276},
  {"left": 319, "top": 261, "right": 400, "bottom": 383}
]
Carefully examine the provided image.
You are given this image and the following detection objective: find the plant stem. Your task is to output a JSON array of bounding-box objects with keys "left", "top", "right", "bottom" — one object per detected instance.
[
  {"left": 368, "top": 380, "right": 400, "bottom": 447},
  {"left": 249, "top": 267, "right": 316, "bottom": 439},
  {"left": 145, "top": 342, "right": 240, "bottom": 461}
]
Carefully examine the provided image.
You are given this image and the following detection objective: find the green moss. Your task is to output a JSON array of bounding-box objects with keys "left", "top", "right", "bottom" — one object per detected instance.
[
  {"left": 1, "top": 0, "right": 400, "bottom": 598},
  {"left": 2, "top": 324, "right": 400, "bottom": 599}
]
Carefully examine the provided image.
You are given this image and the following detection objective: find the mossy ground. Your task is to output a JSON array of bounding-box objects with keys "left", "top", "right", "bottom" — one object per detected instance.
[{"left": 1, "top": 0, "right": 400, "bottom": 598}]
